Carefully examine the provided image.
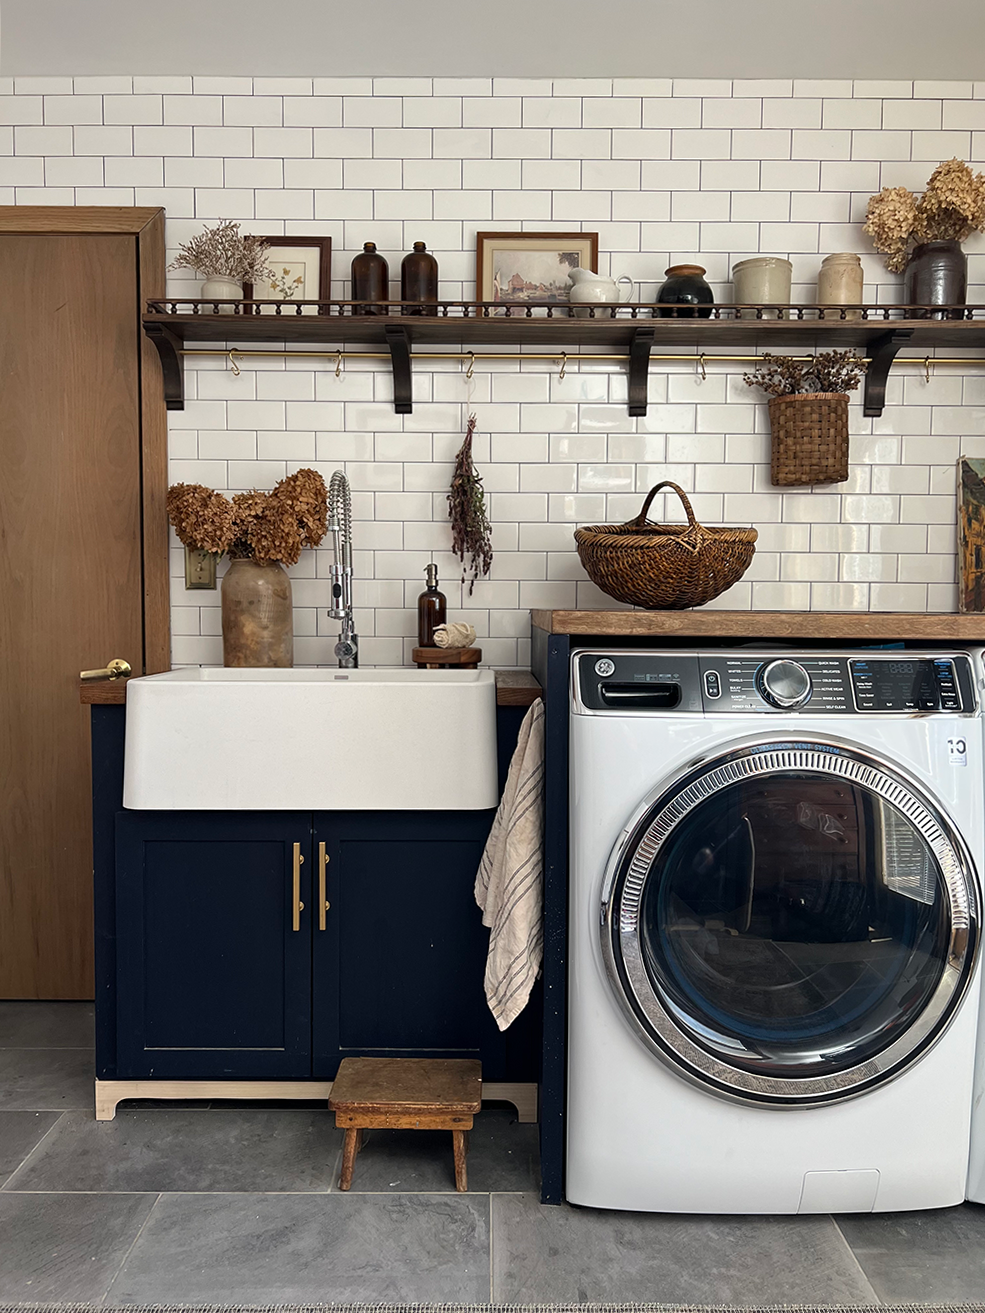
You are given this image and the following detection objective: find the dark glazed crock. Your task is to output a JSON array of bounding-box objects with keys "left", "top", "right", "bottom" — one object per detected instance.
[{"left": 656, "top": 264, "right": 715, "bottom": 318}]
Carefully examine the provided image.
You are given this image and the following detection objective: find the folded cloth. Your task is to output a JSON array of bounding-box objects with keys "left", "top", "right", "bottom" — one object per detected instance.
[{"left": 475, "top": 698, "right": 545, "bottom": 1031}]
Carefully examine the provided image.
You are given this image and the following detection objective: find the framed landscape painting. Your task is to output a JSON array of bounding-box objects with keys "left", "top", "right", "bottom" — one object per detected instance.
[
  {"left": 476, "top": 231, "right": 599, "bottom": 305},
  {"left": 244, "top": 236, "right": 332, "bottom": 314}
]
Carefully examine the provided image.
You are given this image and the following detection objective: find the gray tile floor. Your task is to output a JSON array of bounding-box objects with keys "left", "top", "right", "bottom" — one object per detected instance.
[{"left": 2, "top": 1002, "right": 985, "bottom": 1304}]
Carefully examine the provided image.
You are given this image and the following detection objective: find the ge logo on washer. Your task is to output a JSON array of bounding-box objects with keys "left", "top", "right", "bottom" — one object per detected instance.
[{"left": 595, "top": 658, "right": 616, "bottom": 678}]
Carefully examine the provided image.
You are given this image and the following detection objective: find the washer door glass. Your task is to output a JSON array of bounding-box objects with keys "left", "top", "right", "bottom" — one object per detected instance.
[{"left": 603, "top": 743, "right": 978, "bottom": 1104}]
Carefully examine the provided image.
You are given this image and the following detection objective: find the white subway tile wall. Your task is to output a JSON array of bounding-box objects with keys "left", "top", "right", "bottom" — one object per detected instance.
[{"left": 4, "top": 76, "right": 985, "bottom": 666}]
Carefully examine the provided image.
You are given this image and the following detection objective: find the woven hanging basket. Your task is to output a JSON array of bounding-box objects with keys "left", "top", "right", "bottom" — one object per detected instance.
[
  {"left": 574, "top": 481, "right": 758, "bottom": 610},
  {"left": 768, "top": 392, "right": 850, "bottom": 487}
]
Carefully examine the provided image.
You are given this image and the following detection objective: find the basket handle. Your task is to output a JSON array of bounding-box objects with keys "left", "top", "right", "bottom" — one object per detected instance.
[{"left": 631, "top": 481, "right": 700, "bottom": 529}]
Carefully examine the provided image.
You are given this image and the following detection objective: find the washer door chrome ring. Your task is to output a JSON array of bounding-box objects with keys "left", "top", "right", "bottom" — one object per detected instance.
[{"left": 600, "top": 740, "right": 980, "bottom": 1106}]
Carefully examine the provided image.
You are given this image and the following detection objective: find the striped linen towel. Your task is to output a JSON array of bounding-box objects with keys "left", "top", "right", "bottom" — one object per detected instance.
[{"left": 475, "top": 698, "right": 545, "bottom": 1031}]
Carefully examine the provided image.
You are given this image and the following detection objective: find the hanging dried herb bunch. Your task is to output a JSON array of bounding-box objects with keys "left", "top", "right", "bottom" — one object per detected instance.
[
  {"left": 168, "top": 219, "right": 274, "bottom": 283},
  {"left": 448, "top": 413, "right": 493, "bottom": 594},
  {"left": 167, "top": 469, "right": 327, "bottom": 566},
  {"left": 744, "top": 350, "right": 866, "bottom": 398},
  {"left": 864, "top": 159, "right": 985, "bottom": 273}
]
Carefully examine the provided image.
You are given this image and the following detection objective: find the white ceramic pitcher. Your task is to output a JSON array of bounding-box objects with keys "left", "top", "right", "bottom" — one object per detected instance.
[{"left": 567, "top": 268, "right": 635, "bottom": 318}]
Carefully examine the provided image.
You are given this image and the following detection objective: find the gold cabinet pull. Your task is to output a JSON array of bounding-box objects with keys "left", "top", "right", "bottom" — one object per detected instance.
[
  {"left": 318, "top": 841, "right": 331, "bottom": 930},
  {"left": 80, "top": 658, "right": 132, "bottom": 682},
  {"left": 292, "top": 843, "right": 305, "bottom": 931}
]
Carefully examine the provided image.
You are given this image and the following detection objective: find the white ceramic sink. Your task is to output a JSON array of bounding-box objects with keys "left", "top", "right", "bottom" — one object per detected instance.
[{"left": 123, "top": 667, "right": 499, "bottom": 811}]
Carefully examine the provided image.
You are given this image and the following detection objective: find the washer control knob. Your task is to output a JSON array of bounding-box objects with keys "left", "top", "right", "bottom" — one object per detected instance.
[{"left": 757, "top": 659, "right": 812, "bottom": 709}]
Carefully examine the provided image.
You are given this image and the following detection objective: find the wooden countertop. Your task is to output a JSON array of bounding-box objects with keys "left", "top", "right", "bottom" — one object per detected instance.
[
  {"left": 81, "top": 668, "right": 542, "bottom": 707},
  {"left": 531, "top": 610, "right": 985, "bottom": 641}
]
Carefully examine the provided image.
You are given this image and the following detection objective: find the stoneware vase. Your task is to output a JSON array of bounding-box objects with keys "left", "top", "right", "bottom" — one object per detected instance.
[
  {"left": 201, "top": 275, "right": 244, "bottom": 309},
  {"left": 904, "top": 240, "right": 967, "bottom": 319},
  {"left": 221, "top": 558, "right": 294, "bottom": 667}
]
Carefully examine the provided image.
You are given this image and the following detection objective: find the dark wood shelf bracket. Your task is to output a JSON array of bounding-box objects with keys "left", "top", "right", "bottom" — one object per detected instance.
[
  {"left": 144, "top": 322, "right": 185, "bottom": 410},
  {"left": 385, "top": 325, "right": 413, "bottom": 414},
  {"left": 628, "top": 327, "right": 655, "bottom": 416},
  {"left": 863, "top": 328, "right": 914, "bottom": 417}
]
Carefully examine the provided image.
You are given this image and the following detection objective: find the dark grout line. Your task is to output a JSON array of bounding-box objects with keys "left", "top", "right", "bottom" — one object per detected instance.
[
  {"left": 830, "top": 1214, "right": 884, "bottom": 1305},
  {"left": 99, "top": 1191, "right": 162, "bottom": 1307},
  {"left": 0, "top": 1112, "right": 67, "bottom": 1192}
]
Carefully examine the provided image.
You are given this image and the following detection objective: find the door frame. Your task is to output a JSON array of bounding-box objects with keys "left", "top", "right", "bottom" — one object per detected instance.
[{"left": 0, "top": 206, "right": 170, "bottom": 673}]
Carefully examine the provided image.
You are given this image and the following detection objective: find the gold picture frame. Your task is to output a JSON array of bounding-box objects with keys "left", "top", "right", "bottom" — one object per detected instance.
[{"left": 475, "top": 231, "right": 599, "bottom": 305}]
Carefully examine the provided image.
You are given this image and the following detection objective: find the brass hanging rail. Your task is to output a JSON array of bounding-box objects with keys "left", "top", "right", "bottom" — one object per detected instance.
[{"left": 180, "top": 347, "right": 985, "bottom": 366}]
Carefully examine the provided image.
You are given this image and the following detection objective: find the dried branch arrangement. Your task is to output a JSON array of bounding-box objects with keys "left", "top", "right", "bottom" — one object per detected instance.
[
  {"left": 167, "top": 469, "right": 327, "bottom": 566},
  {"left": 448, "top": 413, "right": 494, "bottom": 594},
  {"left": 744, "top": 351, "right": 867, "bottom": 398},
  {"left": 865, "top": 158, "right": 985, "bottom": 273},
  {"left": 168, "top": 219, "right": 274, "bottom": 283}
]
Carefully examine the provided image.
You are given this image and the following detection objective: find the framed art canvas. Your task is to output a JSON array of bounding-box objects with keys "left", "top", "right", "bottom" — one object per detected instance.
[
  {"left": 476, "top": 231, "right": 599, "bottom": 305},
  {"left": 245, "top": 236, "right": 332, "bottom": 313},
  {"left": 959, "top": 455, "right": 985, "bottom": 612}
]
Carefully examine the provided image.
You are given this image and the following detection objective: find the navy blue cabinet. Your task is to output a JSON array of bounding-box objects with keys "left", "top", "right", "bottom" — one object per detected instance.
[
  {"left": 94, "top": 703, "right": 540, "bottom": 1088},
  {"left": 115, "top": 812, "right": 312, "bottom": 1079},
  {"left": 312, "top": 810, "right": 507, "bottom": 1076}
]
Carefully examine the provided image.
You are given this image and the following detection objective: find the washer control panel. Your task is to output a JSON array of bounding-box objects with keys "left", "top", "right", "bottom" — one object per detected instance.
[{"left": 575, "top": 650, "right": 976, "bottom": 714}]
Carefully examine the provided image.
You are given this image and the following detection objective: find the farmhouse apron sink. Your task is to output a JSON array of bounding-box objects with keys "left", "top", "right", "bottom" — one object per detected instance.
[{"left": 122, "top": 667, "right": 499, "bottom": 811}]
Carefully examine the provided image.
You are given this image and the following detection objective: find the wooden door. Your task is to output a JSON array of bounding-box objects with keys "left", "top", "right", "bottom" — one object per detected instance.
[
  {"left": 0, "top": 218, "right": 165, "bottom": 998},
  {"left": 115, "top": 813, "right": 313, "bottom": 1079}
]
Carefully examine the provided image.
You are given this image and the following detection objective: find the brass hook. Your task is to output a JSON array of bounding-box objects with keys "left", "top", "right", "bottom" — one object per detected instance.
[
  {"left": 228, "top": 348, "right": 241, "bottom": 377},
  {"left": 924, "top": 356, "right": 932, "bottom": 384},
  {"left": 335, "top": 349, "right": 343, "bottom": 379},
  {"left": 465, "top": 351, "right": 475, "bottom": 380},
  {"left": 558, "top": 352, "right": 567, "bottom": 381},
  {"left": 698, "top": 352, "right": 707, "bottom": 381}
]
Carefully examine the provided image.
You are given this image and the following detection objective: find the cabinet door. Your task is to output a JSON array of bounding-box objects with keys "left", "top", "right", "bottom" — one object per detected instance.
[
  {"left": 312, "top": 810, "right": 507, "bottom": 1077},
  {"left": 115, "top": 812, "right": 311, "bottom": 1079}
]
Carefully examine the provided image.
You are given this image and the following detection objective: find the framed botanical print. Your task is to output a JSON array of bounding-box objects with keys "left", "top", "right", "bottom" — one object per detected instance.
[
  {"left": 476, "top": 231, "right": 599, "bottom": 304},
  {"left": 244, "top": 236, "right": 332, "bottom": 313}
]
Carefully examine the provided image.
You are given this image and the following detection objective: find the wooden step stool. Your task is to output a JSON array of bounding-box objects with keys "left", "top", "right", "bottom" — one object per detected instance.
[{"left": 328, "top": 1056, "right": 482, "bottom": 1192}]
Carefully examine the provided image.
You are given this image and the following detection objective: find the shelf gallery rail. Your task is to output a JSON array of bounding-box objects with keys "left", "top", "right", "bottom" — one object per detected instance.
[{"left": 142, "top": 299, "right": 985, "bottom": 417}]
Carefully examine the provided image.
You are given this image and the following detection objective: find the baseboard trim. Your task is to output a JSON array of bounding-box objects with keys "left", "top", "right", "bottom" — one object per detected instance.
[{"left": 94, "top": 1078, "right": 538, "bottom": 1124}]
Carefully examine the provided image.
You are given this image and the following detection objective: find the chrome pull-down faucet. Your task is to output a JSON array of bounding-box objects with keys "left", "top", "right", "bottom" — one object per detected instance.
[{"left": 327, "top": 470, "right": 358, "bottom": 667}]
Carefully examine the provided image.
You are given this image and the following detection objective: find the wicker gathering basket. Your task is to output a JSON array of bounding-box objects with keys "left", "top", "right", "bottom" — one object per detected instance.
[
  {"left": 768, "top": 392, "right": 850, "bottom": 487},
  {"left": 574, "top": 481, "right": 758, "bottom": 610}
]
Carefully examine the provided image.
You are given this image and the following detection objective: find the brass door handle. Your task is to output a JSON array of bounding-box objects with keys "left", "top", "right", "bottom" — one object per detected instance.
[
  {"left": 318, "top": 841, "right": 331, "bottom": 930},
  {"left": 80, "top": 658, "right": 132, "bottom": 682},
  {"left": 292, "top": 843, "right": 305, "bottom": 931}
]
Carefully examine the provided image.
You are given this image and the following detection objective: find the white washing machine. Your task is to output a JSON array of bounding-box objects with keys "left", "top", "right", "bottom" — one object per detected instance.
[{"left": 568, "top": 647, "right": 984, "bottom": 1214}]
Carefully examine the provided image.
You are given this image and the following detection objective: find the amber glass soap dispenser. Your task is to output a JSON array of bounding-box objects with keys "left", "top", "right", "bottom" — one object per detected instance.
[{"left": 418, "top": 563, "right": 447, "bottom": 647}]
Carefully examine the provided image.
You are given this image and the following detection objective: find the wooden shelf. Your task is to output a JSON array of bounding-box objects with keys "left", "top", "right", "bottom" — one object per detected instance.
[
  {"left": 82, "top": 668, "right": 541, "bottom": 707},
  {"left": 531, "top": 609, "right": 985, "bottom": 641},
  {"left": 142, "top": 300, "right": 985, "bottom": 417}
]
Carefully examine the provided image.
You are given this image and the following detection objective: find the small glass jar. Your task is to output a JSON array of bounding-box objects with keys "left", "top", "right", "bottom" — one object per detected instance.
[
  {"left": 817, "top": 252, "right": 863, "bottom": 320},
  {"left": 732, "top": 256, "right": 792, "bottom": 319}
]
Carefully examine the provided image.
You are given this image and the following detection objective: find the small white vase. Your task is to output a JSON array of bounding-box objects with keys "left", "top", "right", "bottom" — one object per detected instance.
[{"left": 201, "top": 276, "right": 244, "bottom": 307}]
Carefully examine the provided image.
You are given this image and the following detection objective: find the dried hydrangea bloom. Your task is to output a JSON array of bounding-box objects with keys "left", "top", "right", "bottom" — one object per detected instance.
[
  {"left": 916, "top": 158, "right": 985, "bottom": 242},
  {"left": 271, "top": 468, "right": 328, "bottom": 548},
  {"left": 229, "top": 490, "right": 269, "bottom": 559},
  {"left": 864, "top": 186, "right": 919, "bottom": 273},
  {"left": 166, "top": 483, "right": 235, "bottom": 555}
]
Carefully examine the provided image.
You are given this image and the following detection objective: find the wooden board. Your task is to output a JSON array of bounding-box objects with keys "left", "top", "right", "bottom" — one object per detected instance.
[
  {"left": 329, "top": 1057, "right": 482, "bottom": 1114},
  {"left": 959, "top": 457, "right": 985, "bottom": 614},
  {"left": 413, "top": 646, "right": 481, "bottom": 666},
  {"left": 531, "top": 609, "right": 985, "bottom": 640},
  {"left": 493, "top": 670, "right": 543, "bottom": 706},
  {"left": 0, "top": 233, "right": 146, "bottom": 997},
  {"left": 81, "top": 669, "right": 541, "bottom": 707}
]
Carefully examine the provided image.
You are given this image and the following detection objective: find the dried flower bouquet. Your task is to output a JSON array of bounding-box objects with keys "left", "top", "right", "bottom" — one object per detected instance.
[
  {"left": 743, "top": 351, "right": 866, "bottom": 398},
  {"left": 167, "top": 469, "right": 328, "bottom": 566},
  {"left": 448, "top": 413, "right": 493, "bottom": 594},
  {"left": 168, "top": 219, "right": 274, "bottom": 284},
  {"left": 865, "top": 158, "right": 985, "bottom": 273}
]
